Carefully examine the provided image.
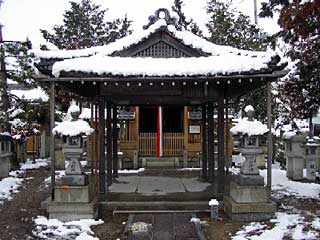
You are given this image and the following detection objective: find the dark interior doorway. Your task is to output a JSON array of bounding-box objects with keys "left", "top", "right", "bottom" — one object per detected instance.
[
  {"left": 163, "top": 106, "right": 183, "bottom": 132},
  {"left": 139, "top": 107, "right": 157, "bottom": 132},
  {"left": 139, "top": 106, "right": 184, "bottom": 133}
]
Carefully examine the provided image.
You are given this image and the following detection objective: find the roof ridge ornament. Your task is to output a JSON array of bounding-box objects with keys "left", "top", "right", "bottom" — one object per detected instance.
[{"left": 143, "top": 8, "right": 182, "bottom": 30}]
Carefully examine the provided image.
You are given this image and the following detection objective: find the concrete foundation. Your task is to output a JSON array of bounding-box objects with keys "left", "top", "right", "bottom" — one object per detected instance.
[
  {"left": 224, "top": 196, "right": 276, "bottom": 222},
  {"left": 47, "top": 199, "right": 98, "bottom": 222},
  {"left": 54, "top": 185, "right": 93, "bottom": 203},
  {"left": 48, "top": 185, "right": 97, "bottom": 221},
  {"left": 229, "top": 182, "right": 268, "bottom": 203}
]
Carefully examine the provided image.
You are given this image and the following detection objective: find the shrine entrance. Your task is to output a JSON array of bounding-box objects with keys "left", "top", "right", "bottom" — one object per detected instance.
[{"left": 139, "top": 106, "right": 184, "bottom": 157}]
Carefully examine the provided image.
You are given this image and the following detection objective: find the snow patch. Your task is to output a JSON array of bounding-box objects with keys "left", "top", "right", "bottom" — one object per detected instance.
[
  {"left": 209, "top": 199, "right": 219, "bottom": 206},
  {"left": 260, "top": 164, "right": 320, "bottom": 199},
  {"left": 118, "top": 168, "right": 145, "bottom": 174},
  {"left": 33, "top": 216, "right": 103, "bottom": 240},
  {"left": 232, "top": 212, "right": 319, "bottom": 240},
  {"left": 20, "top": 158, "right": 49, "bottom": 170},
  {"left": 0, "top": 172, "right": 24, "bottom": 204}
]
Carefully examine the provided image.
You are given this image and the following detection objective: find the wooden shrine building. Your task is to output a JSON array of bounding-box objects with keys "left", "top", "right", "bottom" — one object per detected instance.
[{"left": 34, "top": 8, "right": 287, "bottom": 200}]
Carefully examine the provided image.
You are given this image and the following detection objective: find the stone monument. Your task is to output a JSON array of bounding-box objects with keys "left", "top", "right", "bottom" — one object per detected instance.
[
  {"left": 304, "top": 137, "right": 320, "bottom": 181},
  {"left": 0, "top": 133, "right": 12, "bottom": 178},
  {"left": 225, "top": 106, "right": 276, "bottom": 221},
  {"left": 47, "top": 105, "right": 96, "bottom": 221},
  {"left": 283, "top": 130, "right": 306, "bottom": 180}
]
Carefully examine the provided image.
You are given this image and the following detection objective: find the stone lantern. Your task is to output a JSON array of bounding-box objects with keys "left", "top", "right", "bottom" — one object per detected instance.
[
  {"left": 48, "top": 105, "right": 95, "bottom": 221},
  {"left": 303, "top": 136, "right": 320, "bottom": 181},
  {"left": 283, "top": 131, "right": 306, "bottom": 180},
  {"left": 0, "top": 133, "right": 12, "bottom": 178},
  {"left": 225, "top": 105, "right": 276, "bottom": 221}
]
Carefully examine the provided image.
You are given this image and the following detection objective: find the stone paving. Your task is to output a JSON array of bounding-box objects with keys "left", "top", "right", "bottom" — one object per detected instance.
[{"left": 109, "top": 175, "right": 211, "bottom": 195}]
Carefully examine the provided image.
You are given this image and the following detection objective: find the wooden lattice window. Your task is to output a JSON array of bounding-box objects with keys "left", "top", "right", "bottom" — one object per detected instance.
[{"left": 133, "top": 40, "right": 189, "bottom": 58}]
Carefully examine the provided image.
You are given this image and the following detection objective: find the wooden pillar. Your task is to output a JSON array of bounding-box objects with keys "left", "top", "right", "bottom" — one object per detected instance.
[
  {"left": 207, "top": 102, "right": 214, "bottom": 182},
  {"left": 98, "top": 96, "right": 106, "bottom": 199},
  {"left": 94, "top": 103, "right": 99, "bottom": 193},
  {"left": 217, "top": 87, "right": 225, "bottom": 193},
  {"left": 112, "top": 105, "right": 118, "bottom": 178},
  {"left": 136, "top": 107, "right": 139, "bottom": 148},
  {"left": 50, "top": 82, "right": 55, "bottom": 200},
  {"left": 183, "top": 106, "right": 188, "bottom": 150},
  {"left": 225, "top": 89, "right": 229, "bottom": 174},
  {"left": 201, "top": 104, "right": 207, "bottom": 179},
  {"left": 267, "top": 81, "right": 272, "bottom": 196},
  {"left": 106, "top": 102, "right": 113, "bottom": 186}
]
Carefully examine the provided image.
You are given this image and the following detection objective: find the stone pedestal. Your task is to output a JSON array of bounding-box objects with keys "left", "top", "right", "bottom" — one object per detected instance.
[
  {"left": 48, "top": 148, "right": 97, "bottom": 221},
  {"left": 224, "top": 175, "right": 276, "bottom": 222},
  {"left": 47, "top": 182, "right": 97, "bottom": 222}
]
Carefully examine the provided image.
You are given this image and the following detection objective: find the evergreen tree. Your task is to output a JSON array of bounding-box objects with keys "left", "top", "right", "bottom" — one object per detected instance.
[
  {"left": 171, "top": 0, "right": 203, "bottom": 36},
  {"left": 260, "top": 0, "right": 320, "bottom": 121},
  {"left": 206, "top": 0, "right": 270, "bottom": 120},
  {"left": 41, "top": 0, "right": 132, "bottom": 50},
  {"left": 0, "top": 39, "right": 36, "bottom": 132}
]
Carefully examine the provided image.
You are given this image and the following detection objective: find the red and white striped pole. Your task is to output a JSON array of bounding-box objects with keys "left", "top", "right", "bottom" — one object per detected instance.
[{"left": 157, "top": 106, "right": 163, "bottom": 157}]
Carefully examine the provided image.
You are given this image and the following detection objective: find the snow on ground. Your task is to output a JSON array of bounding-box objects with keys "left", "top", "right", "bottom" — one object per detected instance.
[
  {"left": 33, "top": 216, "right": 103, "bottom": 240},
  {"left": 0, "top": 158, "right": 49, "bottom": 204},
  {"left": 20, "top": 158, "right": 49, "bottom": 170},
  {"left": 0, "top": 171, "right": 24, "bottom": 204},
  {"left": 260, "top": 164, "right": 320, "bottom": 199},
  {"left": 232, "top": 212, "right": 319, "bottom": 240},
  {"left": 118, "top": 168, "right": 145, "bottom": 174},
  {"left": 229, "top": 162, "right": 320, "bottom": 199}
]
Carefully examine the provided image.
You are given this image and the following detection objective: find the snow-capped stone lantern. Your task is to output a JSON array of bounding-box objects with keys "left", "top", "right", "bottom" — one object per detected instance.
[
  {"left": 283, "top": 130, "right": 306, "bottom": 180},
  {"left": 303, "top": 136, "right": 320, "bottom": 181},
  {"left": 49, "top": 105, "right": 96, "bottom": 222},
  {"left": 225, "top": 105, "right": 275, "bottom": 222},
  {"left": 231, "top": 105, "right": 269, "bottom": 172},
  {"left": 52, "top": 105, "right": 94, "bottom": 186}
]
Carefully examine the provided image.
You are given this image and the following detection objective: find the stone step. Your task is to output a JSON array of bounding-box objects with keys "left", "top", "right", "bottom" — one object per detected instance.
[{"left": 101, "top": 201, "right": 211, "bottom": 211}]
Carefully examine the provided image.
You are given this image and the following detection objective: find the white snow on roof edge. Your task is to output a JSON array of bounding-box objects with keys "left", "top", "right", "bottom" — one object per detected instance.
[{"left": 31, "top": 19, "right": 270, "bottom": 60}]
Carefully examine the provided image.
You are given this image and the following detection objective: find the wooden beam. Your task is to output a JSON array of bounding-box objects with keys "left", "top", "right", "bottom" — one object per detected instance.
[
  {"left": 112, "top": 105, "right": 118, "bottom": 178},
  {"left": 267, "top": 81, "right": 272, "bottom": 196},
  {"left": 217, "top": 86, "right": 225, "bottom": 193},
  {"left": 50, "top": 82, "right": 55, "bottom": 201},
  {"left": 106, "top": 102, "right": 113, "bottom": 186},
  {"left": 207, "top": 102, "right": 214, "bottom": 183},
  {"left": 201, "top": 104, "right": 207, "bottom": 180},
  {"left": 98, "top": 96, "right": 106, "bottom": 199}
]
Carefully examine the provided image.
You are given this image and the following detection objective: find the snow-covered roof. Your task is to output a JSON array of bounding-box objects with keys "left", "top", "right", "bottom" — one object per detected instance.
[
  {"left": 32, "top": 19, "right": 267, "bottom": 60},
  {"left": 32, "top": 12, "right": 286, "bottom": 78},
  {"left": 52, "top": 54, "right": 273, "bottom": 78},
  {"left": 230, "top": 117, "right": 269, "bottom": 136}
]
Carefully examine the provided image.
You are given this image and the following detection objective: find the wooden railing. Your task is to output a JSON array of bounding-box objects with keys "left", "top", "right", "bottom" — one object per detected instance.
[
  {"left": 163, "top": 133, "right": 184, "bottom": 156},
  {"left": 139, "top": 133, "right": 157, "bottom": 156},
  {"left": 139, "top": 132, "right": 184, "bottom": 156}
]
